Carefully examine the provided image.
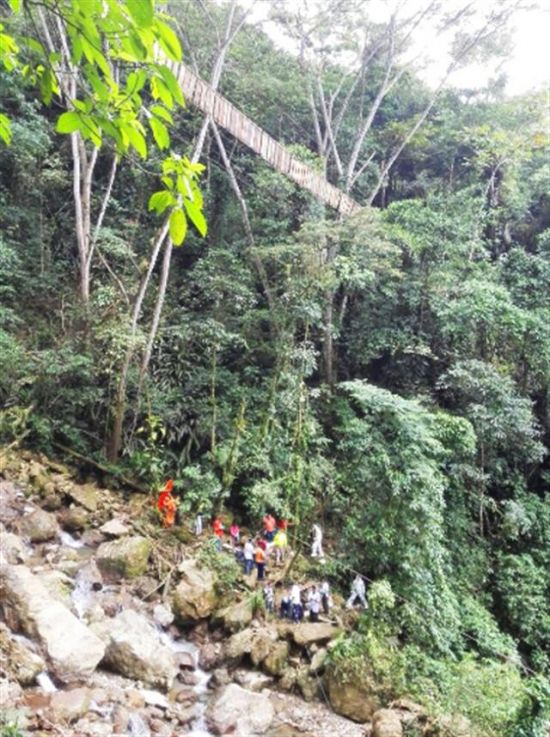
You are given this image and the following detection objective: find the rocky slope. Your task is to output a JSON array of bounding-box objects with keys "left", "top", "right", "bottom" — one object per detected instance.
[{"left": 0, "top": 449, "right": 430, "bottom": 737}]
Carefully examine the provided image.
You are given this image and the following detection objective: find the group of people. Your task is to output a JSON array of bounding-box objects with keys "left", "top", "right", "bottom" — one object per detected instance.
[
  {"left": 277, "top": 580, "right": 331, "bottom": 623},
  {"left": 206, "top": 511, "right": 291, "bottom": 580},
  {"left": 156, "top": 483, "right": 368, "bottom": 614}
]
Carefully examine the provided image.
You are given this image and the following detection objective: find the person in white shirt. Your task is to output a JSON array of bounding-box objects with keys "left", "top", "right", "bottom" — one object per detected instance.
[
  {"left": 311, "top": 523, "right": 324, "bottom": 558},
  {"left": 307, "top": 585, "right": 321, "bottom": 622},
  {"left": 194, "top": 512, "right": 203, "bottom": 536},
  {"left": 243, "top": 538, "right": 254, "bottom": 575},
  {"left": 320, "top": 580, "right": 331, "bottom": 614},
  {"left": 346, "top": 574, "right": 368, "bottom": 609}
]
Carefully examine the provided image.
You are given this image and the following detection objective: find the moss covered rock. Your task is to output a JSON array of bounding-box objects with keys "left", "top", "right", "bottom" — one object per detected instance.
[{"left": 96, "top": 536, "right": 151, "bottom": 579}]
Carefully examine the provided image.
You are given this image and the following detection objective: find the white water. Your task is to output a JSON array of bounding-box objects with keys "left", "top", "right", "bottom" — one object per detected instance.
[
  {"left": 36, "top": 671, "right": 57, "bottom": 693},
  {"left": 59, "top": 530, "right": 84, "bottom": 548},
  {"left": 157, "top": 629, "right": 214, "bottom": 737}
]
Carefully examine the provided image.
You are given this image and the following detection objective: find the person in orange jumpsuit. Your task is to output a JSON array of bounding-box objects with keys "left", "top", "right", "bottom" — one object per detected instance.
[
  {"left": 212, "top": 516, "right": 224, "bottom": 550},
  {"left": 157, "top": 479, "right": 177, "bottom": 528}
]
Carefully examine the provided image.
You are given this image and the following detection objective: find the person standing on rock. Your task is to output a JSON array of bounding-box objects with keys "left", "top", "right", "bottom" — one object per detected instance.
[
  {"left": 243, "top": 537, "right": 254, "bottom": 575},
  {"left": 157, "top": 479, "right": 177, "bottom": 528},
  {"left": 194, "top": 510, "right": 203, "bottom": 536},
  {"left": 255, "top": 539, "right": 266, "bottom": 581},
  {"left": 311, "top": 523, "right": 324, "bottom": 559},
  {"left": 273, "top": 527, "right": 288, "bottom": 566},
  {"left": 263, "top": 512, "right": 276, "bottom": 542},
  {"left": 308, "top": 585, "right": 321, "bottom": 623},
  {"left": 290, "top": 583, "right": 303, "bottom": 622},
  {"left": 229, "top": 520, "right": 240, "bottom": 548},
  {"left": 212, "top": 516, "right": 224, "bottom": 550},
  {"left": 346, "top": 574, "right": 368, "bottom": 609},
  {"left": 320, "top": 580, "right": 331, "bottom": 614},
  {"left": 263, "top": 582, "right": 274, "bottom": 612}
]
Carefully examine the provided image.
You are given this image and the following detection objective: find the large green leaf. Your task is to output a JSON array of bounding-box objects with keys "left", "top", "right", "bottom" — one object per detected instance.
[
  {"left": 183, "top": 197, "right": 207, "bottom": 237},
  {"left": 56, "top": 111, "right": 81, "bottom": 134},
  {"left": 155, "top": 20, "right": 182, "bottom": 61},
  {"left": 148, "top": 190, "right": 174, "bottom": 214},
  {"left": 0, "top": 113, "right": 12, "bottom": 145},
  {"left": 149, "top": 117, "right": 169, "bottom": 150},
  {"left": 126, "top": 0, "right": 154, "bottom": 28},
  {"left": 169, "top": 207, "right": 187, "bottom": 245}
]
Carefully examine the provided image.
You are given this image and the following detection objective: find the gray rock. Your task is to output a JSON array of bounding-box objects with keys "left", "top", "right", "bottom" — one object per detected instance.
[
  {"left": 94, "top": 609, "right": 176, "bottom": 689},
  {"left": 0, "top": 623, "right": 45, "bottom": 684},
  {"left": 96, "top": 536, "right": 151, "bottom": 579},
  {"left": 19, "top": 508, "right": 59, "bottom": 542},
  {"left": 208, "top": 683, "right": 274, "bottom": 736},
  {"left": 173, "top": 559, "right": 218, "bottom": 622},
  {"left": 48, "top": 688, "right": 92, "bottom": 723},
  {"left": 0, "top": 565, "right": 105, "bottom": 680}
]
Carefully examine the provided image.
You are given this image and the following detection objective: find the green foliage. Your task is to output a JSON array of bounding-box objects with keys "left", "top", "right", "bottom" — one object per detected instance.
[{"left": 197, "top": 538, "right": 241, "bottom": 594}]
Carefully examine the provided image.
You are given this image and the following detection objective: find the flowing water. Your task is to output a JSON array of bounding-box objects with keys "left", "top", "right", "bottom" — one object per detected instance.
[
  {"left": 157, "top": 629, "right": 214, "bottom": 737},
  {"left": 59, "top": 530, "right": 85, "bottom": 548},
  {"left": 36, "top": 671, "right": 57, "bottom": 693}
]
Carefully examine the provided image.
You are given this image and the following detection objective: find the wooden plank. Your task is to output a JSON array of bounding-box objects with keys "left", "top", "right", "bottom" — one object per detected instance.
[{"left": 173, "top": 62, "right": 362, "bottom": 217}]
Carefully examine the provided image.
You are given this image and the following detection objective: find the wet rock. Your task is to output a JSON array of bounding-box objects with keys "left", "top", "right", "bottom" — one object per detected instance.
[
  {"left": 177, "top": 670, "right": 199, "bottom": 686},
  {"left": 0, "top": 565, "right": 105, "bottom": 680},
  {"left": 100, "top": 518, "right": 130, "bottom": 537},
  {"left": 41, "top": 569, "right": 73, "bottom": 604},
  {"left": 199, "top": 641, "right": 224, "bottom": 670},
  {"left": 176, "top": 651, "right": 195, "bottom": 671},
  {"left": 19, "top": 508, "right": 59, "bottom": 542},
  {"left": 173, "top": 559, "right": 218, "bottom": 622},
  {"left": 80, "top": 529, "right": 105, "bottom": 547},
  {"left": 292, "top": 622, "right": 341, "bottom": 646},
  {"left": 42, "top": 494, "right": 62, "bottom": 511},
  {"left": 48, "top": 687, "right": 92, "bottom": 723},
  {"left": 325, "top": 668, "right": 380, "bottom": 722},
  {"left": 208, "top": 683, "right": 275, "bottom": 736},
  {"left": 153, "top": 603, "right": 174, "bottom": 628},
  {"left": 140, "top": 689, "right": 170, "bottom": 709},
  {"left": 58, "top": 506, "right": 88, "bottom": 532},
  {"left": 0, "top": 623, "right": 45, "bottom": 684},
  {"left": 95, "top": 609, "right": 176, "bottom": 689},
  {"left": 171, "top": 685, "right": 197, "bottom": 705},
  {"left": 96, "top": 536, "right": 151, "bottom": 579},
  {"left": 210, "top": 667, "right": 231, "bottom": 688},
  {"left": 66, "top": 483, "right": 98, "bottom": 512},
  {"left": 263, "top": 640, "right": 289, "bottom": 676}
]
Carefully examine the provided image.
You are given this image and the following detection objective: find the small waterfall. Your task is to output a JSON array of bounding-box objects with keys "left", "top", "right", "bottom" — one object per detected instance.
[
  {"left": 58, "top": 530, "right": 84, "bottom": 548},
  {"left": 155, "top": 627, "right": 214, "bottom": 737},
  {"left": 36, "top": 671, "right": 57, "bottom": 693}
]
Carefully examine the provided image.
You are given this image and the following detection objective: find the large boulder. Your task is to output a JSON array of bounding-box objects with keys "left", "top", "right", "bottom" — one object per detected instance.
[
  {"left": 207, "top": 684, "right": 274, "bottom": 736},
  {"left": 96, "top": 536, "right": 151, "bottom": 579},
  {"left": 94, "top": 609, "right": 176, "bottom": 689},
  {"left": 19, "top": 508, "right": 59, "bottom": 542},
  {"left": 173, "top": 559, "right": 217, "bottom": 622},
  {"left": 225, "top": 624, "right": 279, "bottom": 666},
  {"left": 215, "top": 598, "right": 254, "bottom": 632},
  {"left": 0, "top": 623, "right": 45, "bottom": 684},
  {"left": 325, "top": 667, "right": 380, "bottom": 722},
  {"left": 66, "top": 483, "right": 98, "bottom": 512},
  {"left": 372, "top": 709, "right": 403, "bottom": 737},
  {"left": 292, "top": 622, "right": 341, "bottom": 646},
  {"left": 0, "top": 565, "right": 105, "bottom": 680}
]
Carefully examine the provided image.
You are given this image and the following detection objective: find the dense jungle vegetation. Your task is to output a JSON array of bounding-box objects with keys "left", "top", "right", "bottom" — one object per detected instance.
[{"left": 0, "top": 0, "right": 548, "bottom": 733}]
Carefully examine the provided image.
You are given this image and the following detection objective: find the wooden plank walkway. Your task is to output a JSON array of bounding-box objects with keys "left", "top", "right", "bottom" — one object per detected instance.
[{"left": 173, "top": 63, "right": 363, "bottom": 217}]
